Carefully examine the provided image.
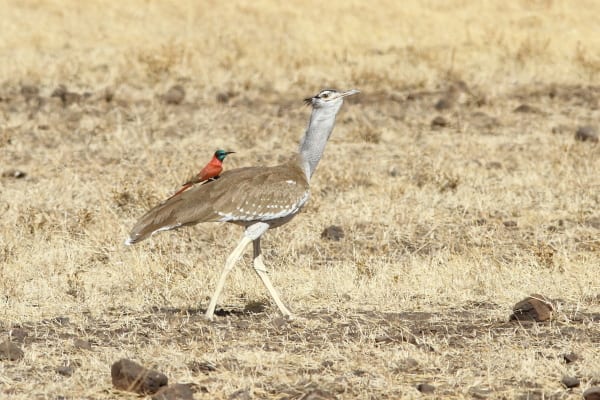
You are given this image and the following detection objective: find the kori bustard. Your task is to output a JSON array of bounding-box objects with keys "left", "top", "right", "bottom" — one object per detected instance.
[{"left": 126, "top": 88, "right": 360, "bottom": 320}]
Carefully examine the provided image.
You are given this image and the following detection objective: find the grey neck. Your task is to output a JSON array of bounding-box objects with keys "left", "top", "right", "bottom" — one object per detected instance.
[{"left": 298, "top": 100, "right": 343, "bottom": 180}]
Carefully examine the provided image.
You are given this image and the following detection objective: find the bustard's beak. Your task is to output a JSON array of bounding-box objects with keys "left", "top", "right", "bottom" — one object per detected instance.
[{"left": 340, "top": 89, "right": 360, "bottom": 98}]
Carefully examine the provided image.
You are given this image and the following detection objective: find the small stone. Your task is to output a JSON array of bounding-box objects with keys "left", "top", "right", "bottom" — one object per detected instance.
[
  {"left": 8, "top": 327, "right": 28, "bottom": 342},
  {"left": 434, "top": 97, "right": 453, "bottom": 110},
  {"left": 152, "top": 384, "right": 194, "bottom": 400},
  {"left": 510, "top": 294, "right": 554, "bottom": 322},
  {"left": 188, "top": 360, "right": 216, "bottom": 373},
  {"left": 561, "top": 376, "right": 580, "bottom": 388},
  {"left": 2, "top": 169, "right": 26, "bottom": 179},
  {"left": 431, "top": 116, "right": 448, "bottom": 128},
  {"left": 562, "top": 352, "right": 579, "bottom": 364},
  {"left": 485, "top": 161, "right": 502, "bottom": 170},
  {"left": 56, "top": 365, "right": 74, "bottom": 377},
  {"left": 244, "top": 300, "right": 266, "bottom": 314},
  {"left": 228, "top": 388, "right": 252, "bottom": 400},
  {"left": 20, "top": 84, "right": 39, "bottom": 100},
  {"left": 111, "top": 358, "right": 168, "bottom": 395},
  {"left": 321, "top": 225, "right": 344, "bottom": 241},
  {"left": 575, "top": 126, "right": 599, "bottom": 143},
  {"left": 417, "top": 383, "right": 435, "bottom": 393},
  {"left": 73, "top": 338, "right": 93, "bottom": 351},
  {"left": 584, "top": 387, "right": 600, "bottom": 400},
  {"left": 216, "top": 92, "right": 231, "bottom": 103},
  {"left": 388, "top": 166, "right": 399, "bottom": 177},
  {"left": 513, "top": 104, "right": 541, "bottom": 114},
  {"left": 164, "top": 85, "right": 185, "bottom": 105},
  {"left": 503, "top": 220, "right": 518, "bottom": 229},
  {"left": 0, "top": 340, "right": 24, "bottom": 361}
]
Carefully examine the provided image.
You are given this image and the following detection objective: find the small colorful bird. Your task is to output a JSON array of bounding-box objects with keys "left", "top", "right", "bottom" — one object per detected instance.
[{"left": 169, "top": 150, "right": 234, "bottom": 198}]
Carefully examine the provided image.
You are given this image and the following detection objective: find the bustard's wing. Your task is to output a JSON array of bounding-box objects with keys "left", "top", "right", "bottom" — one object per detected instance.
[{"left": 126, "top": 159, "right": 309, "bottom": 244}]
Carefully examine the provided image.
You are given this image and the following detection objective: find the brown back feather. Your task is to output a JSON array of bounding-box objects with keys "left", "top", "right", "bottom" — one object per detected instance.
[{"left": 126, "top": 156, "right": 309, "bottom": 244}]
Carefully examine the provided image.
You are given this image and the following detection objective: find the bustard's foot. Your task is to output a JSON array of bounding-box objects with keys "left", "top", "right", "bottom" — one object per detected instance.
[{"left": 203, "top": 311, "right": 215, "bottom": 321}]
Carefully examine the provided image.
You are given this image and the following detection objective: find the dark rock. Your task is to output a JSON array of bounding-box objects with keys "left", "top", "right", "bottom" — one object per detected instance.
[
  {"left": 187, "top": 360, "right": 216, "bottom": 373},
  {"left": 321, "top": 225, "right": 344, "bottom": 241},
  {"left": 244, "top": 300, "right": 267, "bottom": 314},
  {"left": 510, "top": 294, "right": 554, "bottom": 322},
  {"left": 8, "top": 327, "right": 28, "bottom": 342},
  {"left": 20, "top": 84, "right": 39, "bottom": 100},
  {"left": 503, "top": 220, "right": 518, "bottom": 229},
  {"left": 151, "top": 384, "right": 195, "bottom": 400},
  {"left": 584, "top": 387, "right": 600, "bottom": 400},
  {"left": 434, "top": 97, "right": 453, "bottom": 110},
  {"left": 111, "top": 358, "right": 168, "bottom": 395},
  {"left": 431, "top": 116, "right": 448, "bottom": 128},
  {"left": 561, "top": 376, "right": 580, "bottom": 388},
  {"left": 51, "top": 85, "right": 81, "bottom": 106},
  {"left": 417, "top": 383, "right": 435, "bottom": 393},
  {"left": 2, "top": 169, "right": 26, "bottom": 179},
  {"left": 575, "top": 126, "right": 599, "bottom": 143},
  {"left": 228, "top": 388, "right": 252, "bottom": 400},
  {"left": 73, "top": 338, "right": 93, "bottom": 351},
  {"left": 164, "top": 85, "right": 185, "bottom": 105},
  {"left": 514, "top": 104, "right": 542, "bottom": 114},
  {"left": 216, "top": 91, "right": 237, "bottom": 104},
  {"left": 0, "top": 340, "right": 24, "bottom": 361},
  {"left": 485, "top": 161, "right": 502, "bottom": 170},
  {"left": 562, "top": 352, "right": 579, "bottom": 364},
  {"left": 468, "top": 385, "right": 493, "bottom": 399},
  {"left": 56, "top": 365, "right": 74, "bottom": 377}
]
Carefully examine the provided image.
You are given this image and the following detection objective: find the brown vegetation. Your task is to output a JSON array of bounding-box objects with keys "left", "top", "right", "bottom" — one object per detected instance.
[{"left": 1, "top": 1, "right": 599, "bottom": 398}]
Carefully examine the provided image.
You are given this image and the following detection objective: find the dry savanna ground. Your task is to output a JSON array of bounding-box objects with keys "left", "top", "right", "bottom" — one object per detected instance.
[{"left": 1, "top": 1, "right": 600, "bottom": 399}]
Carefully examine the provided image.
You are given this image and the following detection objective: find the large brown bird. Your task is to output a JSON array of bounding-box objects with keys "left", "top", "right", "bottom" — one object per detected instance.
[{"left": 125, "top": 88, "right": 359, "bottom": 320}]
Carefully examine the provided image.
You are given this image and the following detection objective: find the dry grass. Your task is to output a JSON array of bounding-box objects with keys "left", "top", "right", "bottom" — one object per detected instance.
[{"left": 1, "top": 1, "right": 600, "bottom": 399}]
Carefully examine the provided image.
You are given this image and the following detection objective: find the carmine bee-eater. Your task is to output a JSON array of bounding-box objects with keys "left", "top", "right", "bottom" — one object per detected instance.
[{"left": 169, "top": 149, "right": 234, "bottom": 198}]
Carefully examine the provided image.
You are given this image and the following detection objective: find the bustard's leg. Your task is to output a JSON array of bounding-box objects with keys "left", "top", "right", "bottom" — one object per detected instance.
[
  {"left": 253, "top": 238, "right": 294, "bottom": 319},
  {"left": 204, "top": 235, "right": 252, "bottom": 320}
]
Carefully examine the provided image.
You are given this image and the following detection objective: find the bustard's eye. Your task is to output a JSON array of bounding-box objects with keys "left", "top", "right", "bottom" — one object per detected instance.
[{"left": 321, "top": 92, "right": 329, "bottom": 99}]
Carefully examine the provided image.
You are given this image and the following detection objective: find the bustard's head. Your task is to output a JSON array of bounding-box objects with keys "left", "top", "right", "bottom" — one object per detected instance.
[
  {"left": 304, "top": 89, "right": 360, "bottom": 109},
  {"left": 214, "top": 149, "right": 235, "bottom": 161}
]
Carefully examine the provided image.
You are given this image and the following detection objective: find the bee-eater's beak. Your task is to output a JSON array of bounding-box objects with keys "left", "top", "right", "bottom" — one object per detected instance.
[{"left": 225, "top": 151, "right": 235, "bottom": 155}]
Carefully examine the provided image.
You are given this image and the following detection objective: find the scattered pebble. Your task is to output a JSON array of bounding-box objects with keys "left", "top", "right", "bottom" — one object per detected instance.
[
  {"left": 187, "top": 360, "right": 216, "bottom": 374},
  {"left": 503, "top": 220, "right": 518, "bottom": 229},
  {"left": 321, "top": 225, "right": 345, "bottom": 241},
  {"left": 244, "top": 300, "right": 267, "bottom": 314},
  {"left": 584, "top": 387, "right": 600, "bottom": 400},
  {"left": 20, "top": 84, "right": 39, "bottom": 100},
  {"left": 417, "top": 383, "right": 435, "bottom": 393},
  {"left": 562, "top": 352, "right": 579, "bottom": 364},
  {"left": 434, "top": 97, "right": 453, "bottom": 110},
  {"left": 151, "top": 383, "right": 195, "bottom": 400},
  {"left": 0, "top": 340, "right": 24, "bottom": 361},
  {"left": 111, "top": 358, "right": 168, "bottom": 395},
  {"left": 56, "top": 364, "right": 74, "bottom": 377},
  {"left": 51, "top": 85, "right": 81, "bottom": 106},
  {"left": 561, "top": 376, "right": 580, "bottom": 388},
  {"left": 8, "top": 327, "right": 28, "bottom": 342},
  {"left": 2, "top": 169, "right": 26, "bottom": 179},
  {"left": 164, "top": 85, "right": 186, "bottom": 105},
  {"left": 431, "top": 115, "right": 449, "bottom": 128},
  {"left": 575, "top": 126, "right": 599, "bottom": 143},
  {"left": 510, "top": 294, "right": 554, "bottom": 322},
  {"left": 513, "top": 104, "right": 542, "bottom": 114}
]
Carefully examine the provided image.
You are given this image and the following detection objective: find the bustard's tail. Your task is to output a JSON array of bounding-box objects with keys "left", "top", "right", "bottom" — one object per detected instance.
[{"left": 124, "top": 186, "right": 219, "bottom": 245}]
